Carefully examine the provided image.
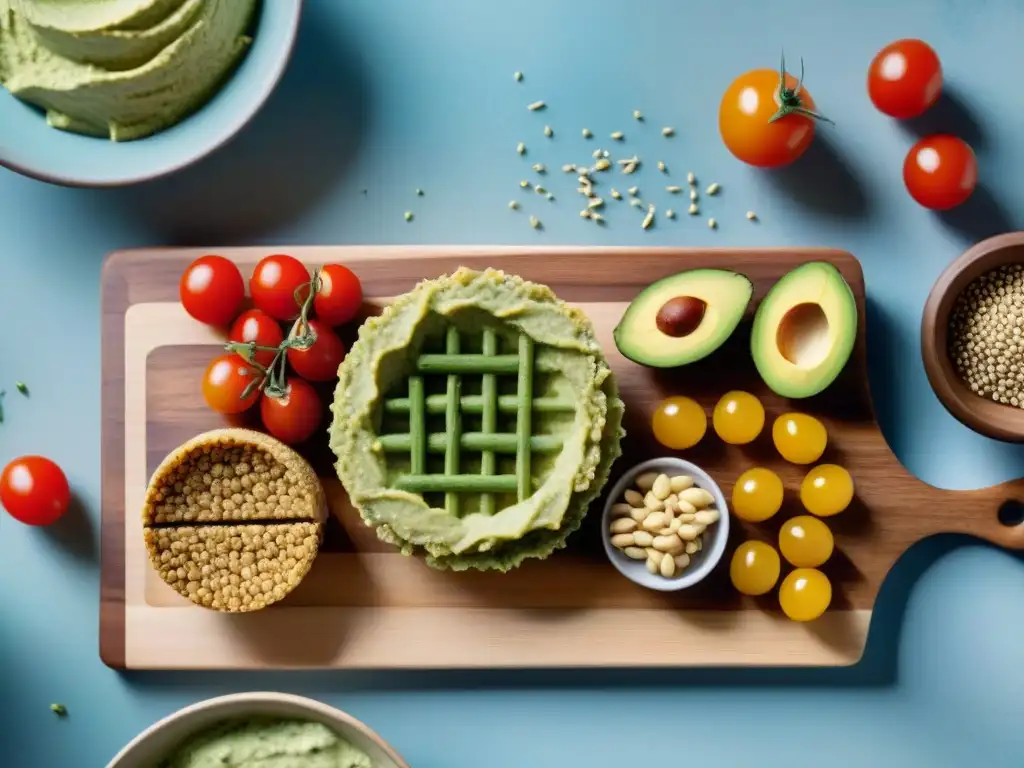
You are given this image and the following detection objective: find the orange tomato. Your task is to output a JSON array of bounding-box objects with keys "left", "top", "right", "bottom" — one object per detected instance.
[{"left": 718, "top": 59, "right": 827, "bottom": 168}]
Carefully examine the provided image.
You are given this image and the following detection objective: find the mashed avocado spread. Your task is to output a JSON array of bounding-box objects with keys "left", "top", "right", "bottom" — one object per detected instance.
[
  {"left": 160, "top": 718, "right": 373, "bottom": 768},
  {"left": 0, "top": 0, "right": 257, "bottom": 140}
]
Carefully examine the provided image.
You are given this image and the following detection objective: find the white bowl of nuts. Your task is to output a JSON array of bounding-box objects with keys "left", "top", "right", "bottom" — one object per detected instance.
[{"left": 601, "top": 457, "right": 729, "bottom": 591}]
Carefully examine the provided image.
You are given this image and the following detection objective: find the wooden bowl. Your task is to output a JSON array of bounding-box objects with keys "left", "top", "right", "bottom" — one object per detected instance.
[{"left": 921, "top": 232, "right": 1024, "bottom": 442}]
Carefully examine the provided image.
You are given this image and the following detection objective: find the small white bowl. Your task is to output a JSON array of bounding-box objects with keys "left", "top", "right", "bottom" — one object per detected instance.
[
  {"left": 601, "top": 457, "right": 730, "bottom": 592},
  {"left": 105, "top": 692, "right": 410, "bottom": 768}
]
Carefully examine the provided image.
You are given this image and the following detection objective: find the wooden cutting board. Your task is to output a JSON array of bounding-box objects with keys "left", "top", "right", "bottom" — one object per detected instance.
[{"left": 100, "top": 246, "right": 1024, "bottom": 670}]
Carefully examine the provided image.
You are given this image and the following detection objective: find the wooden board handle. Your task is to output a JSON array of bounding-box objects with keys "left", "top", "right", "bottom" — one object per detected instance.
[{"left": 933, "top": 478, "right": 1024, "bottom": 549}]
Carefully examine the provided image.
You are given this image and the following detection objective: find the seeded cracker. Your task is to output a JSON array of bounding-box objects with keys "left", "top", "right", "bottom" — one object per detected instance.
[{"left": 142, "top": 428, "right": 327, "bottom": 613}]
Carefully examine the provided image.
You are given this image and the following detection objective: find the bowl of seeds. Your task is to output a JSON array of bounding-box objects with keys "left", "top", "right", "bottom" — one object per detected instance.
[
  {"left": 601, "top": 457, "right": 729, "bottom": 592},
  {"left": 922, "top": 232, "right": 1024, "bottom": 442}
]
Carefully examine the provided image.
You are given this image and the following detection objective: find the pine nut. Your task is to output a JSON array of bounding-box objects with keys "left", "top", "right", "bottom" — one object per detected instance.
[
  {"left": 653, "top": 535, "right": 684, "bottom": 555},
  {"left": 652, "top": 474, "right": 672, "bottom": 500},
  {"left": 670, "top": 518, "right": 682, "bottom": 532},
  {"left": 659, "top": 527, "right": 674, "bottom": 536},
  {"left": 641, "top": 512, "right": 667, "bottom": 532},
  {"left": 674, "top": 553, "right": 691, "bottom": 570},
  {"left": 679, "top": 487, "right": 714, "bottom": 509},
  {"left": 624, "top": 489, "right": 644, "bottom": 507},
  {"left": 680, "top": 513, "right": 696, "bottom": 523},
  {"left": 623, "top": 546, "right": 647, "bottom": 560},
  {"left": 676, "top": 499, "right": 697, "bottom": 515},
  {"left": 633, "top": 531, "right": 654, "bottom": 548},
  {"left": 684, "top": 540, "right": 699, "bottom": 555},
  {"left": 660, "top": 555, "right": 676, "bottom": 578},
  {"left": 677, "top": 524, "right": 700, "bottom": 541},
  {"left": 670, "top": 475, "right": 694, "bottom": 493},
  {"left": 635, "top": 472, "right": 659, "bottom": 492},
  {"left": 611, "top": 533, "right": 635, "bottom": 548},
  {"left": 610, "top": 518, "right": 637, "bottom": 534},
  {"left": 611, "top": 503, "right": 633, "bottom": 518},
  {"left": 646, "top": 557, "right": 660, "bottom": 574},
  {"left": 630, "top": 507, "right": 650, "bottom": 523},
  {"left": 644, "top": 492, "right": 664, "bottom": 511},
  {"left": 694, "top": 509, "right": 720, "bottom": 525}
]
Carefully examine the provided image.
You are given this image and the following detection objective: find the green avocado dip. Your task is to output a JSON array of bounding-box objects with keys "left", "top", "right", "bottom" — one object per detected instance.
[
  {"left": 159, "top": 717, "right": 373, "bottom": 768},
  {"left": 0, "top": 0, "right": 257, "bottom": 141}
]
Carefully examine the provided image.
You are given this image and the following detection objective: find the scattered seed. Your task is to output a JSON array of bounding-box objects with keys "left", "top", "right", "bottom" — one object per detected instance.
[
  {"left": 580, "top": 209, "right": 592, "bottom": 219},
  {"left": 602, "top": 149, "right": 610, "bottom": 158},
  {"left": 686, "top": 171, "right": 696, "bottom": 185},
  {"left": 50, "top": 704, "right": 67, "bottom": 717},
  {"left": 15, "top": 382, "right": 28, "bottom": 396},
  {"left": 592, "top": 149, "right": 603, "bottom": 159},
  {"left": 689, "top": 188, "right": 699, "bottom": 201},
  {"left": 508, "top": 200, "right": 519, "bottom": 210},
  {"left": 630, "top": 198, "right": 644, "bottom": 208},
  {"left": 642, "top": 204, "right": 655, "bottom": 230},
  {"left": 530, "top": 215, "right": 542, "bottom": 229},
  {"left": 546, "top": 193, "right": 555, "bottom": 201},
  {"left": 688, "top": 203, "right": 699, "bottom": 215},
  {"left": 517, "top": 142, "right": 526, "bottom": 155},
  {"left": 662, "top": 127, "right": 675, "bottom": 137},
  {"left": 706, "top": 182, "right": 721, "bottom": 196},
  {"left": 657, "top": 160, "right": 667, "bottom": 173},
  {"left": 594, "top": 158, "right": 611, "bottom": 171},
  {"left": 666, "top": 185, "right": 682, "bottom": 194},
  {"left": 610, "top": 189, "right": 622, "bottom": 200},
  {"left": 404, "top": 211, "right": 414, "bottom": 222},
  {"left": 527, "top": 101, "right": 546, "bottom": 111},
  {"left": 592, "top": 212, "right": 606, "bottom": 224},
  {"left": 611, "top": 131, "right": 624, "bottom": 140},
  {"left": 415, "top": 188, "right": 424, "bottom": 196},
  {"left": 622, "top": 161, "right": 639, "bottom": 174},
  {"left": 562, "top": 163, "right": 576, "bottom": 173},
  {"left": 582, "top": 128, "right": 593, "bottom": 138},
  {"left": 534, "top": 185, "right": 546, "bottom": 195},
  {"left": 628, "top": 186, "right": 639, "bottom": 196},
  {"left": 708, "top": 217, "right": 718, "bottom": 229},
  {"left": 746, "top": 210, "right": 758, "bottom": 221},
  {"left": 666, "top": 209, "right": 676, "bottom": 219},
  {"left": 588, "top": 197, "right": 604, "bottom": 209},
  {"left": 532, "top": 163, "right": 546, "bottom": 173},
  {"left": 633, "top": 110, "right": 643, "bottom": 120},
  {"left": 514, "top": 71, "right": 523, "bottom": 82},
  {"left": 520, "top": 180, "right": 530, "bottom": 188},
  {"left": 543, "top": 125, "right": 553, "bottom": 137}
]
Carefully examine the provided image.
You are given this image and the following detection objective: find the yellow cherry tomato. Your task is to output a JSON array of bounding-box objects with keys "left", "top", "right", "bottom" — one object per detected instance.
[
  {"left": 712, "top": 390, "right": 765, "bottom": 445},
  {"left": 779, "top": 515, "right": 834, "bottom": 567},
  {"left": 652, "top": 396, "right": 707, "bottom": 450},
  {"left": 772, "top": 413, "right": 827, "bottom": 464},
  {"left": 779, "top": 568, "right": 832, "bottom": 621},
  {"left": 800, "top": 464, "right": 854, "bottom": 517},
  {"left": 730, "top": 540, "right": 781, "bottom": 596},
  {"left": 731, "top": 467, "right": 784, "bottom": 522}
]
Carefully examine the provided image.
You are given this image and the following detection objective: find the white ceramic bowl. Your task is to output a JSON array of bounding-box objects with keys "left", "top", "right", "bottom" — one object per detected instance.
[
  {"left": 105, "top": 692, "right": 410, "bottom": 768},
  {"left": 600, "top": 457, "right": 730, "bottom": 592}
]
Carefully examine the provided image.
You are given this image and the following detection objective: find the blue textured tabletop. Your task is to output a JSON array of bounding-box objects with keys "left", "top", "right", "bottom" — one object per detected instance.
[{"left": 3, "top": 1, "right": 1024, "bottom": 765}]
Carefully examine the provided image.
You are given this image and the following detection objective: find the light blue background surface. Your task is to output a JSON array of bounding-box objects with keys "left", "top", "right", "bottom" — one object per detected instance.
[{"left": 3, "top": 1, "right": 1024, "bottom": 765}]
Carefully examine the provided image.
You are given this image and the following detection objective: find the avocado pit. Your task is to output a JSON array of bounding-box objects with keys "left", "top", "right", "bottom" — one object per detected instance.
[
  {"left": 776, "top": 303, "right": 831, "bottom": 368},
  {"left": 656, "top": 296, "right": 707, "bottom": 337}
]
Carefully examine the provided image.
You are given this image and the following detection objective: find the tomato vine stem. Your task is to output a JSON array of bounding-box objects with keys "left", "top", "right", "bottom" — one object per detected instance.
[
  {"left": 226, "top": 268, "right": 323, "bottom": 401},
  {"left": 768, "top": 51, "right": 834, "bottom": 125}
]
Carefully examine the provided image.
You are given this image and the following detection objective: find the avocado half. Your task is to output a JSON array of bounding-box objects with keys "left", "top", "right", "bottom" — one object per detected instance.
[
  {"left": 751, "top": 261, "right": 858, "bottom": 399},
  {"left": 613, "top": 268, "right": 754, "bottom": 367}
]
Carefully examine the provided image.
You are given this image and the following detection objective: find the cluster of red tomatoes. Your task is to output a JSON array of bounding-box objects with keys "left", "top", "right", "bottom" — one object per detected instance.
[
  {"left": 718, "top": 39, "right": 975, "bottom": 211},
  {"left": 180, "top": 253, "right": 364, "bottom": 445}
]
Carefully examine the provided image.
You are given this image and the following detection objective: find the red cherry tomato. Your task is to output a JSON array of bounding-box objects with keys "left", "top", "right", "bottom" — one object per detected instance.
[
  {"left": 260, "top": 378, "right": 324, "bottom": 445},
  {"left": 1, "top": 456, "right": 70, "bottom": 526},
  {"left": 202, "top": 354, "right": 262, "bottom": 414},
  {"left": 868, "top": 39, "right": 942, "bottom": 119},
  {"left": 229, "top": 309, "right": 284, "bottom": 367},
  {"left": 903, "top": 135, "right": 977, "bottom": 210},
  {"left": 250, "top": 254, "right": 310, "bottom": 321},
  {"left": 314, "top": 264, "right": 364, "bottom": 327},
  {"left": 179, "top": 255, "right": 245, "bottom": 327},
  {"left": 287, "top": 319, "right": 346, "bottom": 381}
]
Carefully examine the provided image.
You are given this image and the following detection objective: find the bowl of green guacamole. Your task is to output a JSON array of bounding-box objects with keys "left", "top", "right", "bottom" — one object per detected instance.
[
  {"left": 0, "top": 0, "right": 301, "bottom": 187},
  {"left": 105, "top": 692, "right": 411, "bottom": 768}
]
